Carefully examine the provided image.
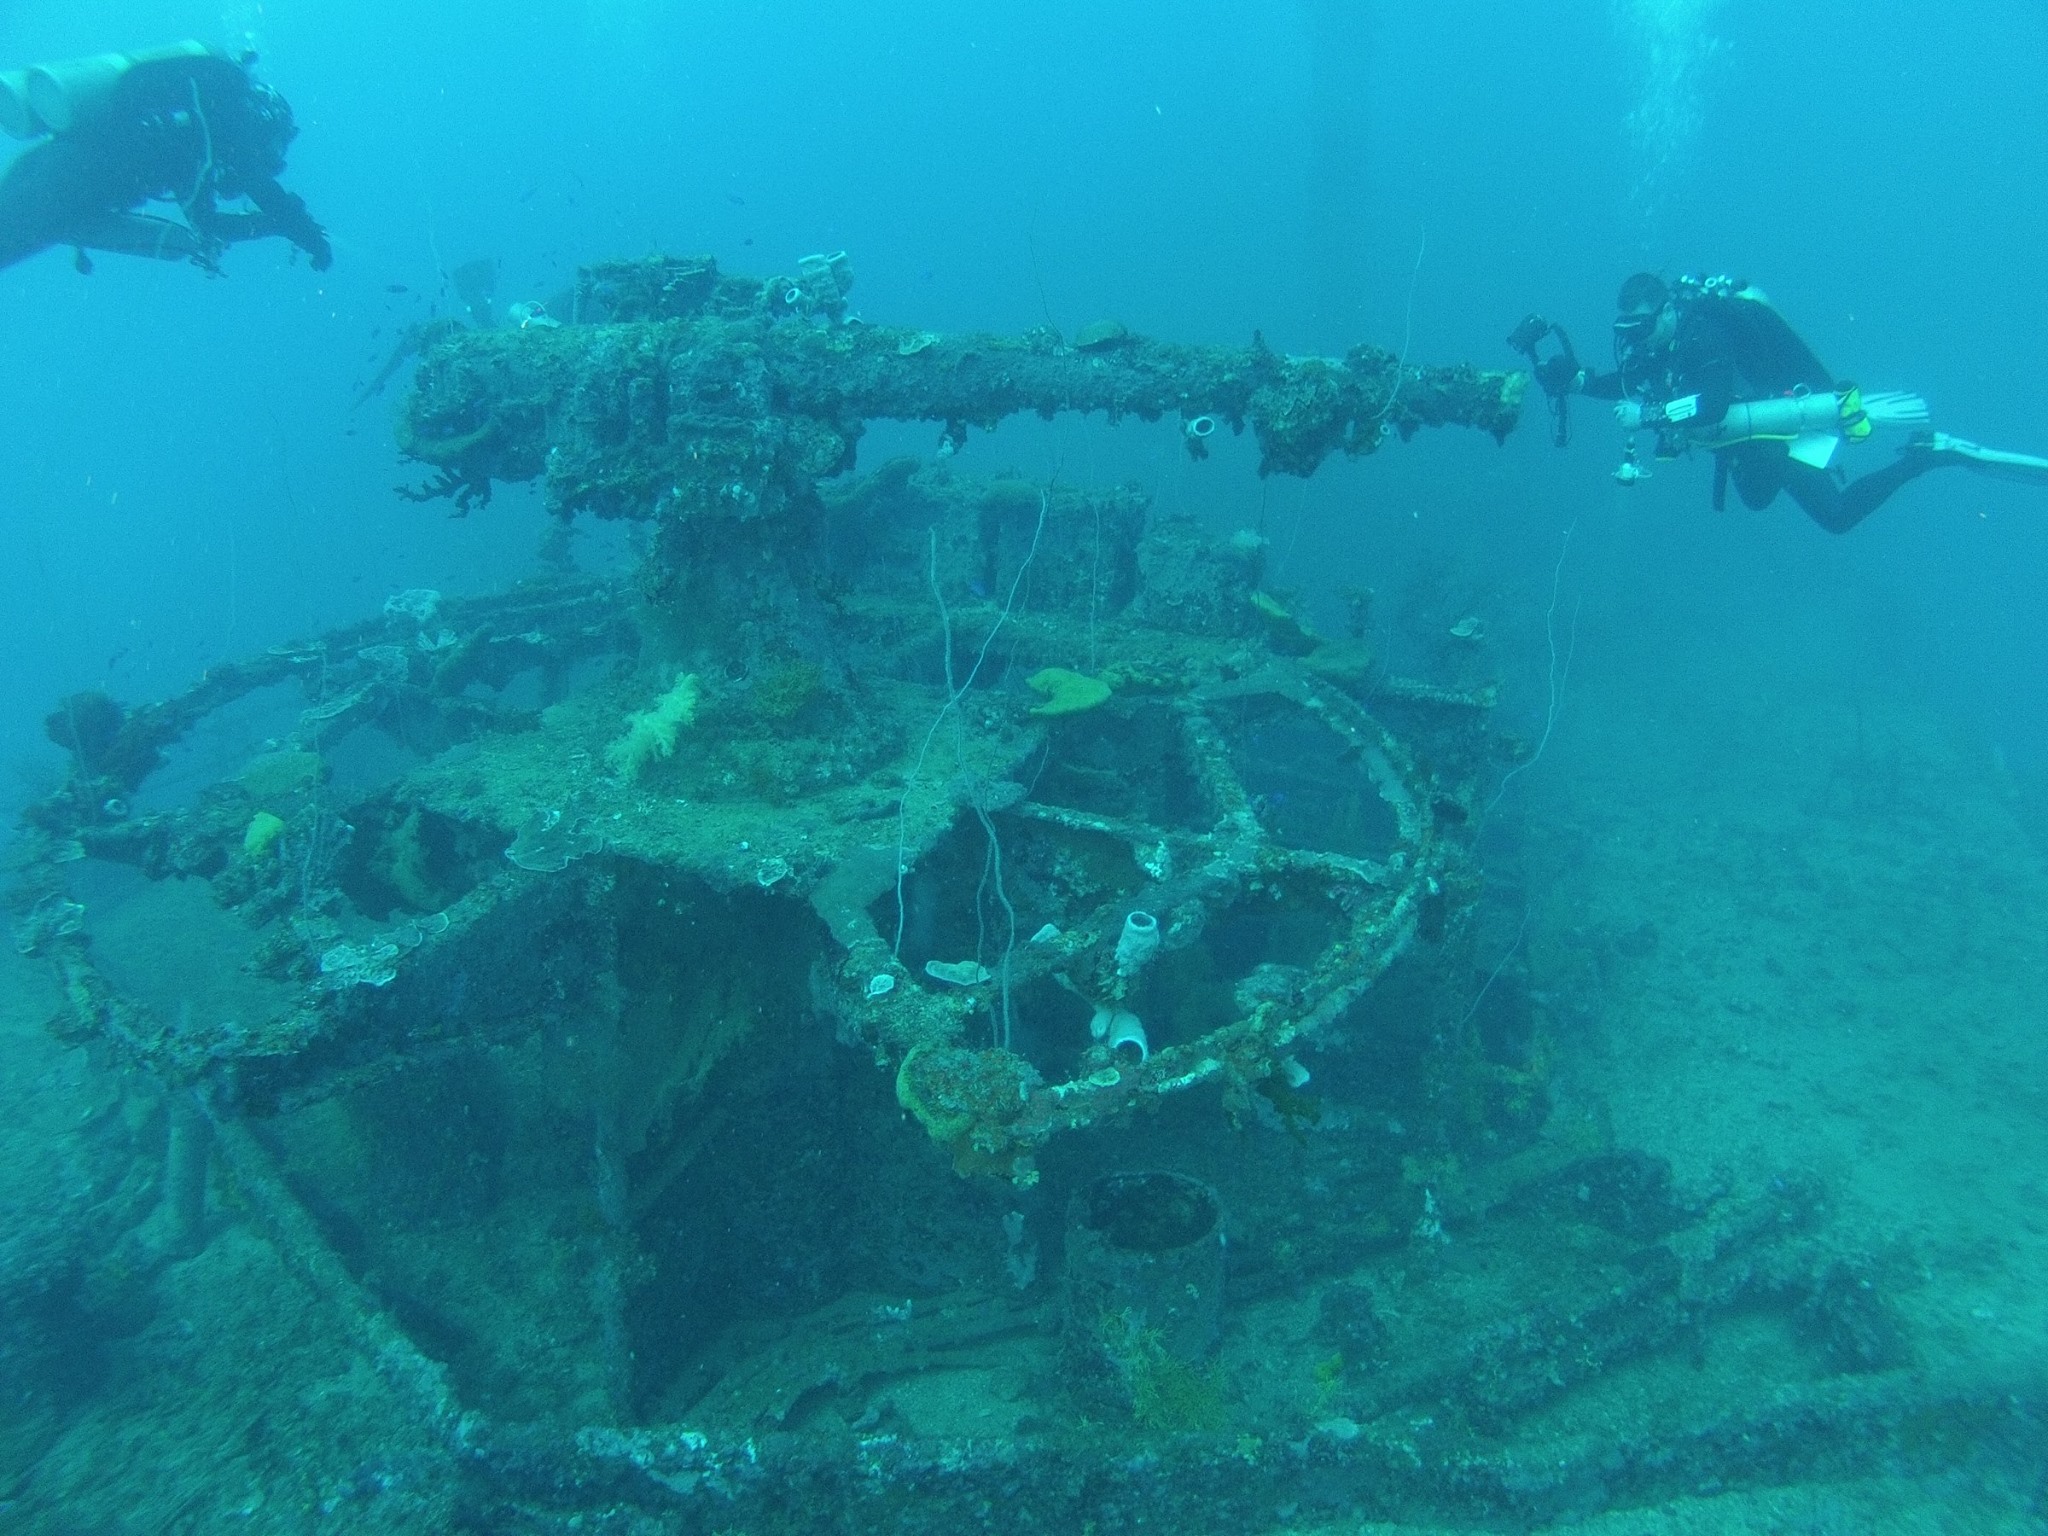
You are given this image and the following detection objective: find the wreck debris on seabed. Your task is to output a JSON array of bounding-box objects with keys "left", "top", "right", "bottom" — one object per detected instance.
[{"left": 7, "top": 255, "right": 2033, "bottom": 1533}]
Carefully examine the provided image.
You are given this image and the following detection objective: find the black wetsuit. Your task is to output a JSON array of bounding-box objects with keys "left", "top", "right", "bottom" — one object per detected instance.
[
  {"left": 0, "top": 51, "right": 329, "bottom": 273},
  {"left": 1585, "top": 282, "right": 1933, "bottom": 535}
]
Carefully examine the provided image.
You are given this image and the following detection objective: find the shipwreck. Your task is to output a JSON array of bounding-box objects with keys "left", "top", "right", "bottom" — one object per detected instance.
[{"left": 9, "top": 254, "right": 2010, "bottom": 1533}]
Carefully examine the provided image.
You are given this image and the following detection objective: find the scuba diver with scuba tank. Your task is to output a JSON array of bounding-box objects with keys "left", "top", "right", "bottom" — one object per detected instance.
[
  {"left": 0, "top": 42, "right": 331, "bottom": 276},
  {"left": 1510, "top": 272, "right": 2048, "bottom": 534}
]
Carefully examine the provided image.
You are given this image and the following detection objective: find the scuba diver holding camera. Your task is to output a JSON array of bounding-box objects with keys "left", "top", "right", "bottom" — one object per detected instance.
[
  {"left": 1510, "top": 273, "right": 2048, "bottom": 534},
  {"left": 0, "top": 42, "right": 330, "bottom": 275}
]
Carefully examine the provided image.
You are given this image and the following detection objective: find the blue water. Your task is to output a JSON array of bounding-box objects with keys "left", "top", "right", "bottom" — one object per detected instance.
[
  {"left": 2, "top": 2, "right": 2044, "bottom": 805},
  {"left": 2, "top": 3, "right": 2045, "bottom": 1530}
]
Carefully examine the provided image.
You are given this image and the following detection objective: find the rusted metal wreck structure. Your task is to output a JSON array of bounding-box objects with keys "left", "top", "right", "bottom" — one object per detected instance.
[{"left": 12, "top": 256, "right": 2018, "bottom": 1533}]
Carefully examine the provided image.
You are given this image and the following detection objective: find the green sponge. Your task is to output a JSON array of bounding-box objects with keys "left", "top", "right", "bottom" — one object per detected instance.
[{"left": 1026, "top": 667, "right": 1111, "bottom": 717}]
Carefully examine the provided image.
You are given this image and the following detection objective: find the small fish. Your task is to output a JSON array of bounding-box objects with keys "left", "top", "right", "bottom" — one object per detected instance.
[
  {"left": 726, "top": 191, "right": 746, "bottom": 206},
  {"left": 351, "top": 315, "right": 465, "bottom": 409},
  {"left": 385, "top": 283, "right": 408, "bottom": 293}
]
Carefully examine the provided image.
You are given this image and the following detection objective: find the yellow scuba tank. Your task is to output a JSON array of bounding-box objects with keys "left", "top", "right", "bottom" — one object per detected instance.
[
  {"left": 1616, "top": 387, "right": 1926, "bottom": 479},
  {"left": 1662, "top": 388, "right": 1926, "bottom": 469}
]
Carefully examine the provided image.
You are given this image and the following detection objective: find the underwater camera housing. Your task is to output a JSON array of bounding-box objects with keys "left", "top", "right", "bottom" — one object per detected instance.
[{"left": 1507, "top": 313, "right": 1579, "bottom": 448}]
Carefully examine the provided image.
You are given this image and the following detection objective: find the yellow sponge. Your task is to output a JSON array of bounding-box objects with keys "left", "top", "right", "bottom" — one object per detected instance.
[
  {"left": 242, "top": 810, "right": 286, "bottom": 857},
  {"left": 606, "top": 672, "right": 699, "bottom": 780}
]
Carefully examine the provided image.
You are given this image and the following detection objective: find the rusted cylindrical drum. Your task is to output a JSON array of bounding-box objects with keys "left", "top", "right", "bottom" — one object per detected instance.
[{"left": 1065, "top": 1170, "right": 1225, "bottom": 1369}]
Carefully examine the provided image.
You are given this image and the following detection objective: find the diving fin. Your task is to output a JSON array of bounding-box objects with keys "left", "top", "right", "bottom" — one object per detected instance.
[
  {"left": 1918, "top": 432, "right": 2048, "bottom": 486},
  {"left": 1860, "top": 390, "right": 1931, "bottom": 426}
]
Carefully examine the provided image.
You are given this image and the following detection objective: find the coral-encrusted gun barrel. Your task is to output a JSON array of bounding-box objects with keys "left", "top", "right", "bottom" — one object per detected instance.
[{"left": 394, "top": 254, "right": 1531, "bottom": 521}]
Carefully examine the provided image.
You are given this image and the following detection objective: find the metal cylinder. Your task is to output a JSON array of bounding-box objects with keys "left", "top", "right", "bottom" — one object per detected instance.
[
  {"left": 27, "top": 53, "right": 136, "bottom": 135},
  {"left": 158, "top": 1090, "right": 213, "bottom": 1259},
  {"left": 0, "top": 71, "right": 44, "bottom": 138},
  {"left": 25, "top": 42, "right": 211, "bottom": 136},
  {"left": 1065, "top": 1171, "right": 1224, "bottom": 1368}
]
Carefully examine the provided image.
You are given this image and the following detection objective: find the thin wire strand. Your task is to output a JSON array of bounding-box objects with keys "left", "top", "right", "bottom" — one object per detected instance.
[
  {"left": 1373, "top": 225, "right": 1428, "bottom": 438},
  {"left": 893, "top": 492, "right": 1051, "bottom": 957},
  {"left": 973, "top": 794, "right": 1018, "bottom": 1049},
  {"left": 1488, "top": 523, "right": 1578, "bottom": 814},
  {"left": 1457, "top": 914, "right": 1529, "bottom": 1031}
]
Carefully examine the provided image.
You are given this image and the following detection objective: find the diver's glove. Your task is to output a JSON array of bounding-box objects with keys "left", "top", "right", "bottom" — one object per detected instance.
[{"left": 306, "top": 224, "right": 333, "bottom": 271}]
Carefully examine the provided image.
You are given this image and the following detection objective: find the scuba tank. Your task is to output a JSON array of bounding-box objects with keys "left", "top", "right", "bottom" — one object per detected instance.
[
  {"left": 1618, "top": 387, "right": 1929, "bottom": 473},
  {"left": 0, "top": 41, "right": 212, "bottom": 139},
  {"left": 0, "top": 72, "right": 37, "bottom": 138}
]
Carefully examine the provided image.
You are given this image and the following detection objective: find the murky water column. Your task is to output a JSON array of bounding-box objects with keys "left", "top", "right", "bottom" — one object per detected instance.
[
  {"left": 1612, "top": 0, "right": 1726, "bottom": 250},
  {"left": 1304, "top": 0, "right": 1377, "bottom": 339}
]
